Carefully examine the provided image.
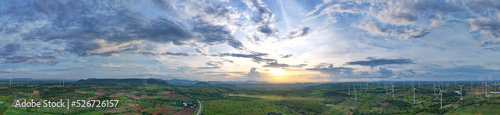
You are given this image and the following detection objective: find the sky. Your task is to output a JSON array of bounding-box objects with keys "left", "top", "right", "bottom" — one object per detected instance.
[{"left": 1, "top": 0, "right": 500, "bottom": 83}]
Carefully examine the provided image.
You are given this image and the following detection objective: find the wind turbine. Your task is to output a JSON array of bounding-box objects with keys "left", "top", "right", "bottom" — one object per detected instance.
[
  {"left": 354, "top": 84, "right": 357, "bottom": 100},
  {"left": 433, "top": 83, "right": 437, "bottom": 95},
  {"left": 348, "top": 85, "right": 350, "bottom": 95},
  {"left": 495, "top": 82, "right": 500, "bottom": 92},
  {"left": 484, "top": 82, "right": 489, "bottom": 97},
  {"left": 458, "top": 85, "right": 464, "bottom": 100},
  {"left": 384, "top": 82, "right": 388, "bottom": 94},
  {"left": 436, "top": 86, "right": 443, "bottom": 109},
  {"left": 9, "top": 77, "right": 12, "bottom": 87},
  {"left": 392, "top": 82, "right": 395, "bottom": 98},
  {"left": 418, "top": 82, "right": 421, "bottom": 89},
  {"left": 412, "top": 84, "right": 416, "bottom": 104},
  {"left": 470, "top": 82, "right": 474, "bottom": 92},
  {"left": 366, "top": 82, "right": 369, "bottom": 92}
]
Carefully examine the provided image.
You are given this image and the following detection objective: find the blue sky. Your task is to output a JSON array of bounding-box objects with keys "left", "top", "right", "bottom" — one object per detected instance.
[{"left": 1, "top": 0, "right": 500, "bottom": 82}]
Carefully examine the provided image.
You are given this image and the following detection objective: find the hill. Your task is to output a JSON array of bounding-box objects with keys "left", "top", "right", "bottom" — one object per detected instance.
[{"left": 77, "top": 78, "right": 169, "bottom": 85}]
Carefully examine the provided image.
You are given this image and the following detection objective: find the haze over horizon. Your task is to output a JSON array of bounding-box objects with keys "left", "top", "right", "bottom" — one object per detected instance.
[{"left": 1, "top": 0, "right": 500, "bottom": 83}]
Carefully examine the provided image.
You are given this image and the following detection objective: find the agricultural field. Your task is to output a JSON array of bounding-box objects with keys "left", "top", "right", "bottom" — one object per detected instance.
[{"left": 1, "top": 80, "right": 500, "bottom": 115}]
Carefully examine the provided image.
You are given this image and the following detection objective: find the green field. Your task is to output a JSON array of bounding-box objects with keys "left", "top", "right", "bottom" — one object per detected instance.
[{"left": 1, "top": 81, "right": 499, "bottom": 115}]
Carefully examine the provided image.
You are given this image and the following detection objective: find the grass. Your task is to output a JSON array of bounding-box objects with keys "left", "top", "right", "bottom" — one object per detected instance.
[{"left": 445, "top": 103, "right": 500, "bottom": 115}]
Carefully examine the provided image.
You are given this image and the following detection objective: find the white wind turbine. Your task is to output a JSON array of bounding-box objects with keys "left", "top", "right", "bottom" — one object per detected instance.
[
  {"left": 484, "top": 82, "right": 489, "bottom": 97},
  {"left": 384, "top": 82, "right": 388, "bottom": 94},
  {"left": 9, "top": 77, "right": 12, "bottom": 87},
  {"left": 354, "top": 84, "right": 357, "bottom": 100},
  {"left": 412, "top": 84, "right": 416, "bottom": 104},
  {"left": 366, "top": 82, "right": 369, "bottom": 92},
  {"left": 470, "top": 82, "right": 474, "bottom": 92},
  {"left": 392, "top": 82, "right": 395, "bottom": 98},
  {"left": 495, "top": 82, "right": 500, "bottom": 92},
  {"left": 458, "top": 85, "right": 464, "bottom": 100},
  {"left": 348, "top": 85, "right": 350, "bottom": 95},
  {"left": 433, "top": 83, "right": 437, "bottom": 95},
  {"left": 436, "top": 86, "right": 443, "bottom": 109}
]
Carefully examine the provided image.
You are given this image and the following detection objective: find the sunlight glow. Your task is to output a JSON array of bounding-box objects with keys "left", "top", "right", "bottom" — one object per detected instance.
[{"left": 270, "top": 68, "right": 284, "bottom": 76}]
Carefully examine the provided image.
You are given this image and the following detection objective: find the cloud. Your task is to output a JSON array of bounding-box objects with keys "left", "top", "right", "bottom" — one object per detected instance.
[
  {"left": 214, "top": 53, "right": 276, "bottom": 63},
  {"left": 2, "top": 0, "right": 248, "bottom": 58},
  {"left": 355, "top": 20, "right": 430, "bottom": 39},
  {"left": 281, "top": 54, "right": 293, "bottom": 58},
  {"left": 346, "top": 57, "right": 413, "bottom": 67},
  {"left": 0, "top": 43, "right": 21, "bottom": 56},
  {"left": 246, "top": 67, "right": 262, "bottom": 80},
  {"left": 197, "top": 67, "right": 221, "bottom": 69},
  {"left": 162, "top": 52, "right": 189, "bottom": 56},
  {"left": 262, "top": 61, "right": 307, "bottom": 68},
  {"left": 243, "top": 0, "right": 280, "bottom": 37},
  {"left": 206, "top": 61, "right": 223, "bottom": 67},
  {"left": 98, "top": 63, "right": 123, "bottom": 68},
  {"left": 281, "top": 27, "right": 312, "bottom": 40},
  {"left": 378, "top": 67, "right": 394, "bottom": 78},
  {"left": 74, "top": 59, "right": 87, "bottom": 63},
  {"left": 0, "top": 68, "right": 29, "bottom": 73},
  {"left": 306, "top": 0, "right": 466, "bottom": 39},
  {"left": 306, "top": 64, "right": 355, "bottom": 77},
  {"left": 1, "top": 69, "right": 14, "bottom": 73},
  {"left": 398, "top": 69, "right": 416, "bottom": 78},
  {"left": 1, "top": 55, "right": 59, "bottom": 65}
]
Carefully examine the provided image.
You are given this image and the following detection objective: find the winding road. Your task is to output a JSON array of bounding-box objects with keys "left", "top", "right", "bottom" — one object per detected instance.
[{"left": 196, "top": 99, "right": 202, "bottom": 115}]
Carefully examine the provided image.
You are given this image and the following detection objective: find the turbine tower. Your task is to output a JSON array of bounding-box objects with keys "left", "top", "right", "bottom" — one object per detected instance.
[
  {"left": 412, "top": 84, "right": 416, "bottom": 104},
  {"left": 9, "top": 77, "right": 12, "bottom": 87},
  {"left": 437, "top": 86, "right": 443, "bottom": 109},
  {"left": 433, "top": 83, "right": 437, "bottom": 95},
  {"left": 458, "top": 85, "right": 464, "bottom": 100},
  {"left": 392, "top": 82, "right": 395, "bottom": 98},
  {"left": 348, "top": 85, "right": 350, "bottom": 95},
  {"left": 384, "top": 82, "right": 388, "bottom": 94},
  {"left": 470, "top": 82, "right": 474, "bottom": 92},
  {"left": 485, "top": 82, "right": 489, "bottom": 97},
  {"left": 366, "top": 82, "right": 368, "bottom": 92},
  {"left": 354, "top": 85, "right": 357, "bottom": 100}
]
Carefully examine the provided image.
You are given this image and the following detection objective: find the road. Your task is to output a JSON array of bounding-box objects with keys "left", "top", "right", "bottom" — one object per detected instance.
[{"left": 196, "top": 99, "right": 202, "bottom": 115}]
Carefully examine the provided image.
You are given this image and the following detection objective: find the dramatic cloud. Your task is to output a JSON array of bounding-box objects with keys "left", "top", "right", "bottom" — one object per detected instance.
[
  {"left": 398, "top": 69, "right": 416, "bottom": 78},
  {"left": 2, "top": 55, "right": 59, "bottom": 66},
  {"left": 214, "top": 53, "right": 276, "bottom": 63},
  {"left": 307, "top": 64, "right": 355, "bottom": 77},
  {"left": 206, "top": 61, "right": 223, "bottom": 67},
  {"left": 307, "top": 0, "right": 466, "bottom": 39},
  {"left": 245, "top": 0, "right": 276, "bottom": 35},
  {"left": 98, "top": 63, "right": 123, "bottom": 68},
  {"left": 197, "top": 67, "right": 221, "bottom": 69},
  {"left": 0, "top": 43, "right": 21, "bottom": 56},
  {"left": 346, "top": 57, "right": 413, "bottom": 67},
  {"left": 246, "top": 68, "right": 262, "bottom": 80},
  {"left": 378, "top": 67, "right": 394, "bottom": 78},
  {"left": 281, "top": 27, "right": 312, "bottom": 40},
  {"left": 0, "top": 68, "right": 28, "bottom": 73},
  {"left": 263, "top": 62, "right": 307, "bottom": 68},
  {"left": 163, "top": 52, "right": 190, "bottom": 56},
  {"left": 281, "top": 54, "right": 293, "bottom": 58},
  {"left": 2, "top": 0, "right": 500, "bottom": 82},
  {"left": 1, "top": 0, "right": 247, "bottom": 57}
]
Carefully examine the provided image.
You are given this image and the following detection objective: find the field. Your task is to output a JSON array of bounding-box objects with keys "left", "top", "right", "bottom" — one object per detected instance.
[{"left": 0, "top": 81, "right": 499, "bottom": 115}]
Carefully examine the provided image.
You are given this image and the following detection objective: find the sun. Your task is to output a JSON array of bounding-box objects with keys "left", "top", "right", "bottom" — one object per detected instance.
[{"left": 270, "top": 68, "right": 284, "bottom": 76}]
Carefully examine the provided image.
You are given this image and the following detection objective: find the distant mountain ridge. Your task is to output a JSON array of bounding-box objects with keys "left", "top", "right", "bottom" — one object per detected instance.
[{"left": 77, "top": 78, "right": 168, "bottom": 85}]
